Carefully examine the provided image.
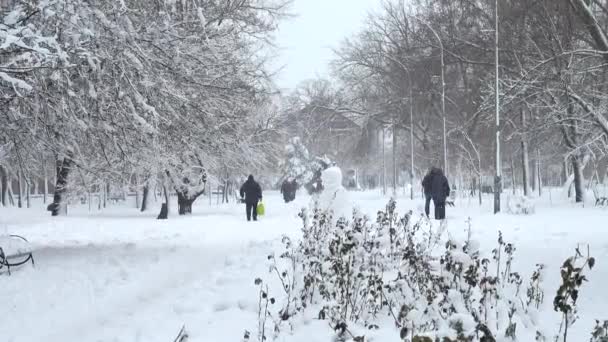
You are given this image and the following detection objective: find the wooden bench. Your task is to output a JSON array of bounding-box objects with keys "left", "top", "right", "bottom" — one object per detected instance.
[{"left": 0, "top": 235, "right": 35, "bottom": 275}]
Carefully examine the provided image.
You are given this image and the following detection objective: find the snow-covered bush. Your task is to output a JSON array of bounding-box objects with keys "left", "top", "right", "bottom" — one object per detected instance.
[
  {"left": 280, "top": 137, "right": 312, "bottom": 184},
  {"left": 249, "top": 200, "right": 596, "bottom": 341},
  {"left": 553, "top": 246, "right": 596, "bottom": 342},
  {"left": 279, "top": 137, "right": 334, "bottom": 194},
  {"left": 506, "top": 195, "right": 536, "bottom": 215},
  {"left": 590, "top": 320, "right": 608, "bottom": 341}
]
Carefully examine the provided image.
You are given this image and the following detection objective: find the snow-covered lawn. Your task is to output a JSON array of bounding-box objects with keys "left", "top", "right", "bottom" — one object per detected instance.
[{"left": 1, "top": 190, "right": 607, "bottom": 341}]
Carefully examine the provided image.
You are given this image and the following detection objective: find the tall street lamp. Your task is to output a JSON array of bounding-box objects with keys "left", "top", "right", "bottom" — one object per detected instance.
[{"left": 493, "top": 0, "right": 501, "bottom": 214}]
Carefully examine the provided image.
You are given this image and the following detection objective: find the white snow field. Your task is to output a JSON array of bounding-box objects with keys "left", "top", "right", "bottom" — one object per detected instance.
[{"left": 1, "top": 189, "right": 607, "bottom": 342}]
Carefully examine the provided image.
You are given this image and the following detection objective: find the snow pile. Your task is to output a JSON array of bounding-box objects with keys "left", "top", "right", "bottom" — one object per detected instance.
[
  {"left": 506, "top": 195, "right": 536, "bottom": 215},
  {"left": 0, "top": 235, "right": 32, "bottom": 256},
  {"left": 315, "top": 166, "right": 350, "bottom": 219},
  {"left": 584, "top": 189, "right": 597, "bottom": 206}
]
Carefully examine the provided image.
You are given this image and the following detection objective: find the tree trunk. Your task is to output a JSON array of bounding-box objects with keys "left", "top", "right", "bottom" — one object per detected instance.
[
  {"left": 43, "top": 158, "right": 48, "bottom": 204},
  {"left": 572, "top": 155, "right": 585, "bottom": 203},
  {"left": 0, "top": 165, "right": 7, "bottom": 207},
  {"left": 157, "top": 185, "right": 169, "bottom": 219},
  {"left": 26, "top": 176, "right": 30, "bottom": 208},
  {"left": 33, "top": 177, "right": 38, "bottom": 198},
  {"left": 17, "top": 170, "right": 22, "bottom": 208},
  {"left": 141, "top": 183, "right": 149, "bottom": 212},
  {"left": 532, "top": 160, "right": 538, "bottom": 192},
  {"left": 135, "top": 174, "right": 141, "bottom": 209},
  {"left": 493, "top": 175, "right": 501, "bottom": 214},
  {"left": 478, "top": 176, "right": 482, "bottom": 206},
  {"left": 177, "top": 192, "right": 194, "bottom": 215},
  {"left": 537, "top": 149, "right": 543, "bottom": 197},
  {"left": 521, "top": 109, "right": 531, "bottom": 197},
  {"left": 51, "top": 155, "right": 73, "bottom": 216},
  {"left": 104, "top": 182, "right": 108, "bottom": 208},
  {"left": 510, "top": 155, "right": 516, "bottom": 195},
  {"left": 8, "top": 182, "right": 14, "bottom": 206}
]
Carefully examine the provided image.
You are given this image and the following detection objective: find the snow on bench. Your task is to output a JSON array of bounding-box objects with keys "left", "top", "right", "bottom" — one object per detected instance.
[{"left": 0, "top": 235, "right": 35, "bottom": 275}]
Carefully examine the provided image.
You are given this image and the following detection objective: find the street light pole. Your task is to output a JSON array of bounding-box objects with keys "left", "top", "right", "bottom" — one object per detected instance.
[
  {"left": 392, "top": 114, "right": 397, "bottom": 196},
  {"left": 440, "top": 41, "right": 447, "bottom": 176},
  {"left": 410, "top": 78, "right": 415, "bottom": 200},
  {"left": 493, "top": 0, "right": 501, "bottom": 214}
]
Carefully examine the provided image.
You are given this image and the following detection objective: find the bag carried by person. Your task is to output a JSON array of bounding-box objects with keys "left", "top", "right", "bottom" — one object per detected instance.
[{"left": 257, "top": 201, "right": 265, "bottom": 216}]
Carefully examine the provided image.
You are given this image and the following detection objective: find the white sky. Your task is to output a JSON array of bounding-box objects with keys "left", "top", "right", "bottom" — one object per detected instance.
[{"left": 272, "top": 0, "right": 380, "bottom": 91}]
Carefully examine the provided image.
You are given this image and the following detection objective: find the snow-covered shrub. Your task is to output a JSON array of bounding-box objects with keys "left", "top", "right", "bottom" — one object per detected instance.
[
  {"left": 280, "top": 137, "right": 312, "bottom": 184},
  {"left": 278, "top": 137, "right": 334, "bottom": 194},
  {"left": 506, "top": 195, "right": 536, "bottom": 215},
  {"left": 251, "top": 200, "right": 567, "bottom": 341},
  {"left": 553, "top": 246, "right": 596, "bottom": 342},
  {"left": 590, "top": 320, "right": 608, "bottom": 341}
]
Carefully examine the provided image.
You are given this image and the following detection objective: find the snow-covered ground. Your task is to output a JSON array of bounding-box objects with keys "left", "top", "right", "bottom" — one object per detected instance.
[{"left": 1, "top": 189, "right": 607, "bottom": 341}]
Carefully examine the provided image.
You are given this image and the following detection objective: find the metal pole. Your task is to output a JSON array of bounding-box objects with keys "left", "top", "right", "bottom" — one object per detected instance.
[
  {"left": 410, "top": 79, "right": 415, "bottom": 200},
  {"left": 382, "top": 127, "right": 387, "bottom": 195},
  {"left": 392, "top": 115, "right": 397, "bottom": 196},
  {"left": 440, "top": 39, "right": 447, "bottom": 175},
  {"left": 493, "top": 0, "right": 501, "bottom": 214}
]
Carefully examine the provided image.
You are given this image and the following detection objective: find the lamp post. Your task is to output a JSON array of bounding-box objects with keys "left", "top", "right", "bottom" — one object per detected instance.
[
  {"left": 409, "top": 76, "right": 415, "bottom": 200},
  {"left": 493, "top": 0, "right": 501, "bottom": 214}
]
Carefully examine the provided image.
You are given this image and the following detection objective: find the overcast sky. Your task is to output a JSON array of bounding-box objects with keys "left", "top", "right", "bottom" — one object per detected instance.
[{"left": 273, "top": 0, "right": 379, "bottom": 91}]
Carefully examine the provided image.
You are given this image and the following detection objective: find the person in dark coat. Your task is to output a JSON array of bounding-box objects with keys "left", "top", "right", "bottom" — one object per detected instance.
[
  {"left": 240, "top": 175, "right": 263, "bottom": 221},
  {"left": 421, "top": 168, "right": 433, "bottom": 217},
  {"left": 280, "top": 178, "right": 297, "bottom": 203},
  {"left": 422, "top": 167, "right": 450, "bottom": 220}
]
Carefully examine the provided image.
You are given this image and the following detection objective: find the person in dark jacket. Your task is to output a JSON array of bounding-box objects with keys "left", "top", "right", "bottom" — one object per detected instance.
[
  {"left": 240, "top": 175, "right": 263, "bottom": 221},
  {"left": 280, "top": 178, "right": 297, "bottom": 203},
  {"left": 421, "top": 168, "right": 433, "bottom": 217},
  {"left": 421, "top": 167, "right": 450, "bottom": 220}
]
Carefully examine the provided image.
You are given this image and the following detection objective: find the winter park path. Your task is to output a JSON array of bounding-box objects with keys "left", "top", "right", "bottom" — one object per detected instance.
[
  {"left": 0, "top": 193, "right": 302, "bottom": 342},
  {"left": 1, "top": 190, "right": 608, "bottom": 341}
]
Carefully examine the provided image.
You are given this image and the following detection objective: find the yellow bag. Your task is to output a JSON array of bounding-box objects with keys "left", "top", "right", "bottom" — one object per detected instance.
[{"left": 256, "top": 201, "right": 265, "bottom": 216}]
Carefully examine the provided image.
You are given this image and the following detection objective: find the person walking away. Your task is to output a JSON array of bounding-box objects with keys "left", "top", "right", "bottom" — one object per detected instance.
[
  {"left": 289, "top": 179, "right": 298, "bottom": 201},
  {"left": 281, "top": 178, "right": 293, "bottom": 203},
  {"left": 429, "top": 167, "right": 450, "bottom": 220},
  {"left": 421, "top": 168, "right": 433, "bottom": 217},
  {"left": 240, "top": 175, "right": 263, "bottom": 221}
]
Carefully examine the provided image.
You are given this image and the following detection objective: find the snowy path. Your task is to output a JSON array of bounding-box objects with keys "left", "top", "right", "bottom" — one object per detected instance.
[
  {"left": 1, "top": 193, "right": 303, "bottom": 342},
  {"left": 1, "top": 190, "right": 607, "bottom": 341}
]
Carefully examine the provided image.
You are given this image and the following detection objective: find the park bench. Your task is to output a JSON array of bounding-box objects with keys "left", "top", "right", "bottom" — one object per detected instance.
[{"left": 0, "top": 235, "right": 35, "bottom": 275}]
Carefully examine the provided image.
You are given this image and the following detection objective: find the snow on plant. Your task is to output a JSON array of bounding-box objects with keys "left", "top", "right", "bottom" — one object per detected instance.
[
  {"left": 590, "top": 320, "right": 608, "bottom": 342},
  {"left": 250, "top": 199, "right": 599, "bottom": 341},
  {"left": 553, "top": 246, "right": 596, "bottom": 342},
  {"left": 1, "top": 2, "right": 66, "bottom": 95},
  {"left": 279, "top": 137, "right": 334, "bottom": 195},
  {"left": 280, "top": 137, "right": 312, "bottom": 184}
]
